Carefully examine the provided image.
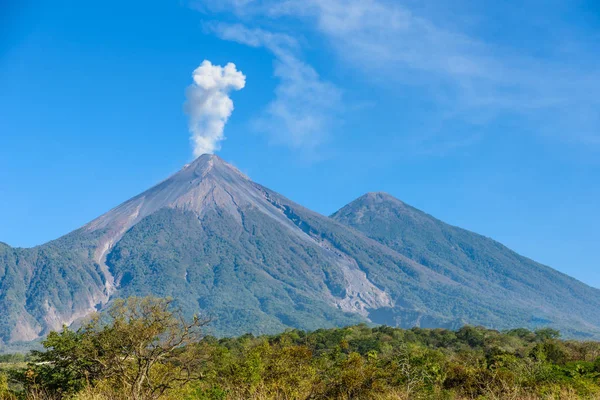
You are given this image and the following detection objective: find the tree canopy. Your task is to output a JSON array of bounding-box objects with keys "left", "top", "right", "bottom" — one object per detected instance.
[{"left": 1, "top": 297, "right": 600, "bottom": 400}]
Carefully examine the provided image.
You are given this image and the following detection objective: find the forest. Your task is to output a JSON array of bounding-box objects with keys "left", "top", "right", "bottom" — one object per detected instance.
[{"left": 1, "top": 297, "right": 599, "bottom": 400}]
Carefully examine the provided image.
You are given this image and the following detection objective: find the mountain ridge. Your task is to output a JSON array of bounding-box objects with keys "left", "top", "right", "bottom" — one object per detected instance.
[
  {"left": 2, "top": 156, "right": 599, "bottom": 350},
  {"left": 331, "top": 191, "right": 600, "bottom": 336}
]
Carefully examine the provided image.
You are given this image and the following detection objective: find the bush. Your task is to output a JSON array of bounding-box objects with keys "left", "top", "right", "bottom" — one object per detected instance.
[{"left": 7, "top": 297, "right": 600, "bottom": 400}]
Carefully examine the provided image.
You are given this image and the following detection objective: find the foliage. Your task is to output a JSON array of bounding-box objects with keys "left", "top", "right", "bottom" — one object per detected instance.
[
  {"left": 3, "top": 308, "right": 600, "bottom": 399},
  {"left": 13, "top": 297, "right": 209, "bottom": 400},
  {"left": 0, "top": 355, "right": 29, "bottom": 364}
]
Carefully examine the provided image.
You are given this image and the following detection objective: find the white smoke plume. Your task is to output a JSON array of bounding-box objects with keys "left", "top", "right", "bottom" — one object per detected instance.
[{"left": 184, "top": 60, "right": 246, "bottom": 156}]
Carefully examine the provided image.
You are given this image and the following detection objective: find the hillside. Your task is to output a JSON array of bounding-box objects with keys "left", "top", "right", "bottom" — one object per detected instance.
[
  {"left": 2, "top": 156, "right": 600, "bottom": 348},
  {"left": 331, "top": 192, "right": 600, "bottom": 338}
]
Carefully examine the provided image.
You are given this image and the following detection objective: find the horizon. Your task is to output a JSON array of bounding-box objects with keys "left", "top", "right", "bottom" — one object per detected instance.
[{"left": 1, "top": 0, "right": 599, "bottom": 290}]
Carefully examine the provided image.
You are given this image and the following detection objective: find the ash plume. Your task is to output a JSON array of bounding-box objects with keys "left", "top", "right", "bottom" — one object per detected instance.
[{"left": 184, "top": 60, "right": 246, "bottom": 156}]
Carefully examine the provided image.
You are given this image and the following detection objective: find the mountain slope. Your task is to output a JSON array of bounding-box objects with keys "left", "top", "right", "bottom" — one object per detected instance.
[
  {"left": 2, "top": 158, "right": 600, "bottom": 348},
  {"left": 0, "top": 233, "right": 108, "bottom": 344},
  {"left": 331, "top": 192, "right": 600, "bottom": 338},
  {"left": 0, "top": 156, "right": 413, "bottom": 343},
  {"left": 86, "top": 157, "right": 464, "bottom": 336}
]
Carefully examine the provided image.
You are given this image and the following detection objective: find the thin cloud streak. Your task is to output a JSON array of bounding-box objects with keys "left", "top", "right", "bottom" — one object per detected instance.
[
  {"left": 206, "top": 22, "right": 341, "bottom": 152},
  {"left": 195, "top": 0, "right": 600, "bottom": 150}
]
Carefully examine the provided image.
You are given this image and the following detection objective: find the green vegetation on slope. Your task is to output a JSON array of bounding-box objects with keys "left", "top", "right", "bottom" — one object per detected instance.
[
  {"left": 331, "top": 192, "right": 600, "bottom": 338},
  {"left": 106, "top": 208, "right": 364, "bottom": 337},
  {"left": 0, "top": 231, "right": 108, "bottom": 346}
]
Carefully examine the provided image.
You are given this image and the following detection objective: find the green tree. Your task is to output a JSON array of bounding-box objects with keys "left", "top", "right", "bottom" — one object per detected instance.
[
  {"left": 27, "top": 297, "right": 209, "bottom": 400},
  {"left": 535, "top": 328, "right": 561, "bottom": 341},
  {"left": 0, "top": 372, "right": 15, "bottom": 400}
]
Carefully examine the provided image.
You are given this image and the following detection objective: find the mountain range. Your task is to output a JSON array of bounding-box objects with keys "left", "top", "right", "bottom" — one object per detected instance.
[{"left": 2, "top": 154, "right": 600, "bottom": 349}]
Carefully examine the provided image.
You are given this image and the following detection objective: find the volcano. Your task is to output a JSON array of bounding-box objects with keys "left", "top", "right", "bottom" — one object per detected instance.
[{"left": 2, "top": 155, "right": 600, "bottom": 348}]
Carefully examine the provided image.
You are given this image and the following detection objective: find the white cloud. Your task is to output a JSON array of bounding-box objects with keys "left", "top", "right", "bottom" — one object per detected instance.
[
  {"left": 184, "top": 60, "right": 246, "bottom": 157},
  {"left": 207, "top": 23, "right": 341, "bottom": 150},
  {"left": 194, "top": 0, "right": 600, "bottom": 149}
]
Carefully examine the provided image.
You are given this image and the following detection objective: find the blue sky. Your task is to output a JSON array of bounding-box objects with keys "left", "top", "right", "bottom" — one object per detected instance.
[{"left": 1, "top": 0, "right": 599, "bottom": 288}]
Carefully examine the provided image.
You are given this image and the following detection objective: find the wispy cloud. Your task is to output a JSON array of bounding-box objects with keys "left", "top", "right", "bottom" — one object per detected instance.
[
  {"left": 194, "top": 0, "right": 600, "bottom": 150},
  {"left": 206, "top": 22, "right": 341, "bottom": 152}
]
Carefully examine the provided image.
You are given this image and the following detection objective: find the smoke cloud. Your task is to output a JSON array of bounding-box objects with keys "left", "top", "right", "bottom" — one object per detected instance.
[{"left": 184, "top": 60, "right": 246, "bottom": 156}]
